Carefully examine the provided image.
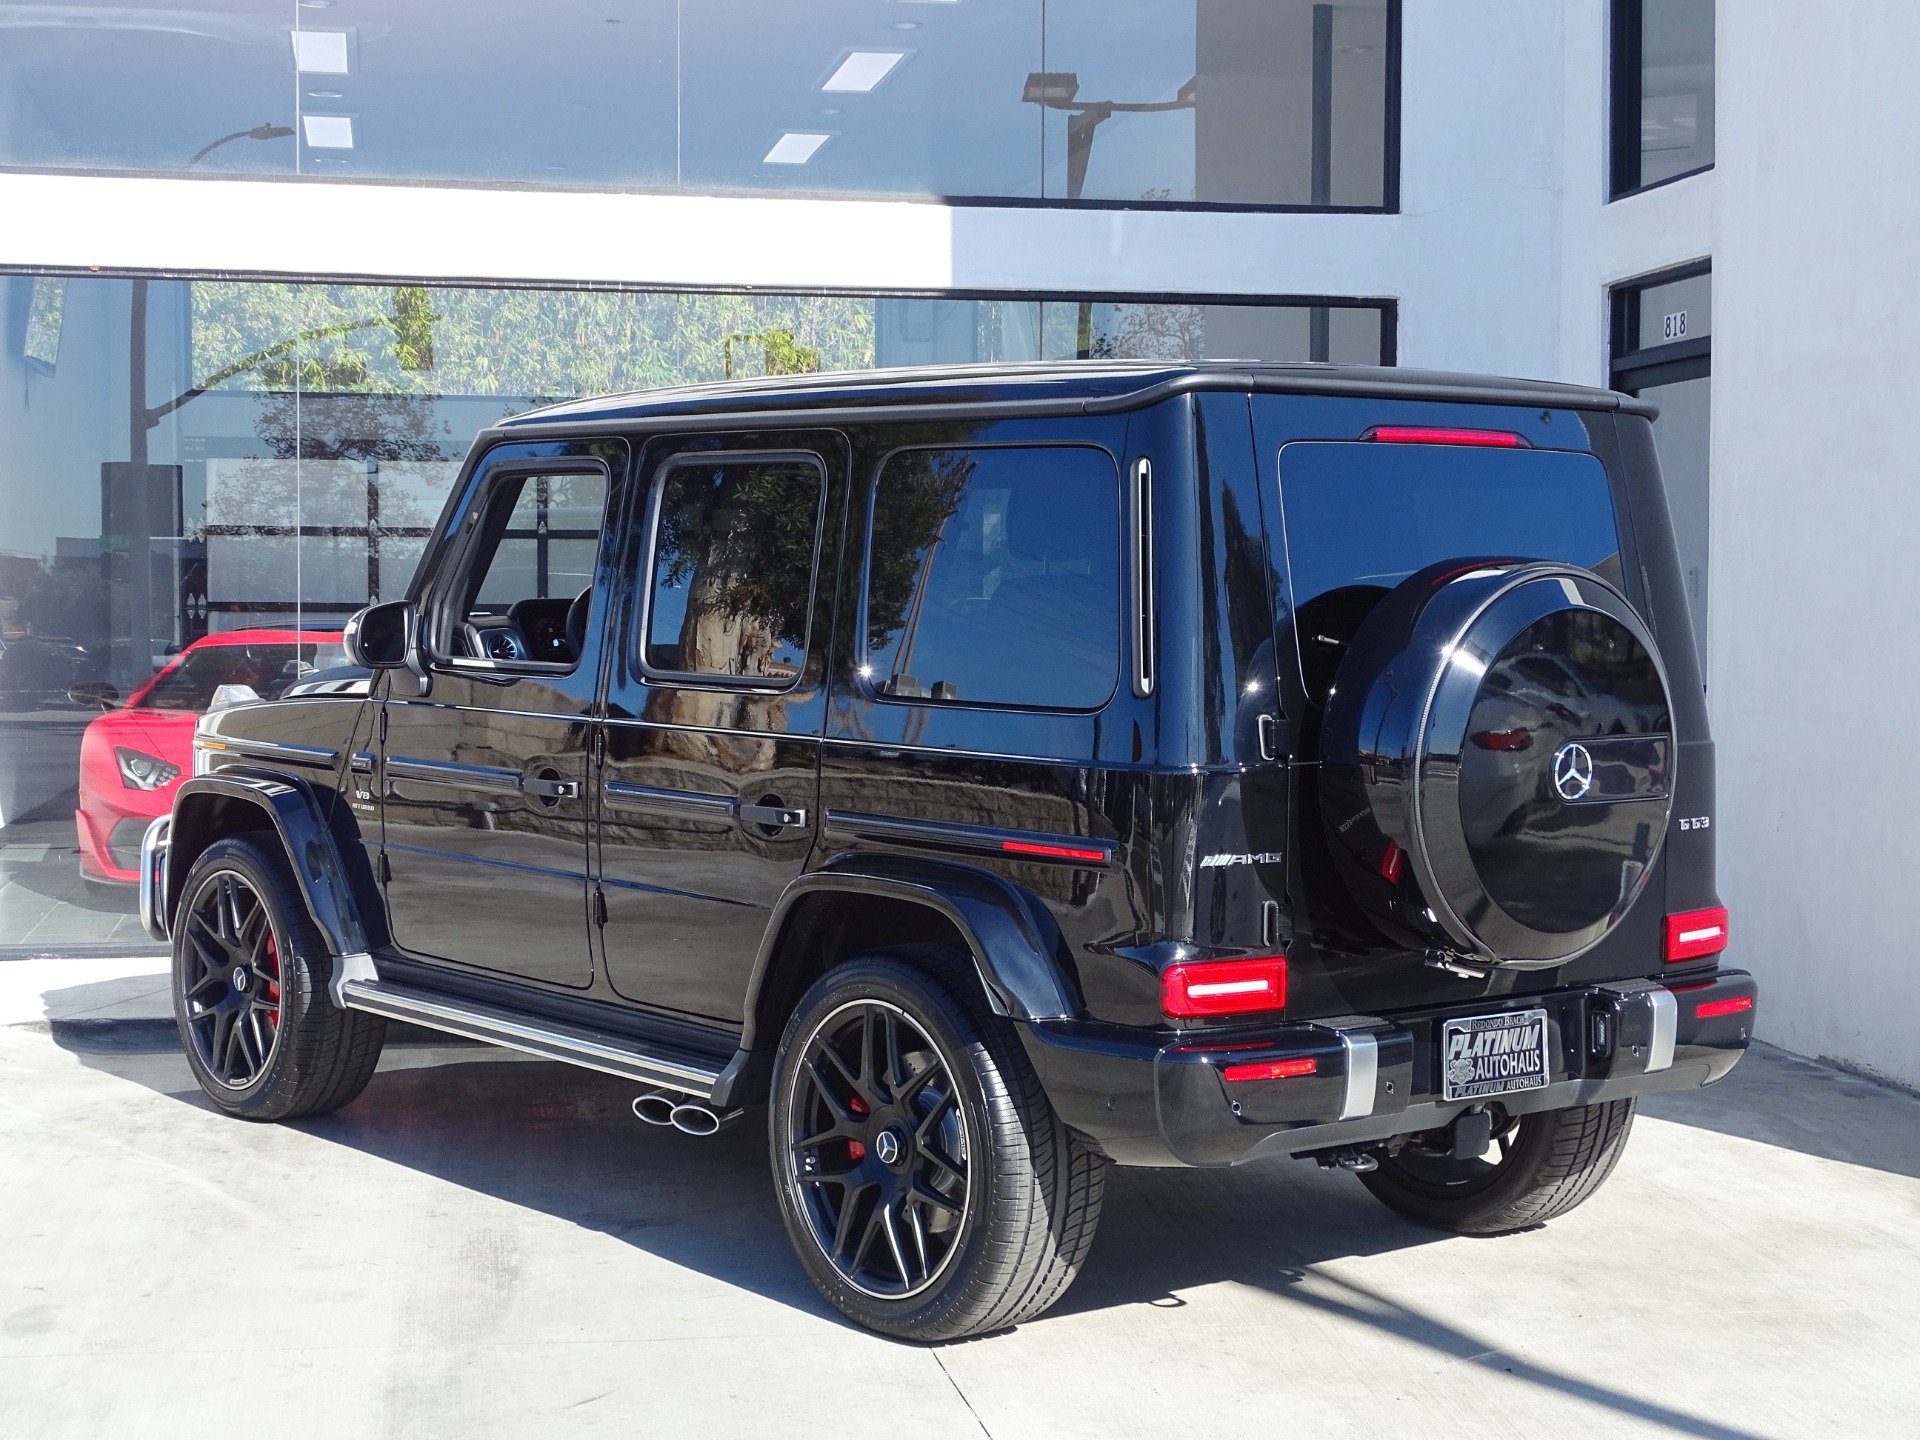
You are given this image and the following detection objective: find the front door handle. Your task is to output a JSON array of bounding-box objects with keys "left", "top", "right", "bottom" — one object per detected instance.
[
  {"left": 739, "top": 802, "right": 808, "bottom": 831},
  {"left": 523, "top": 776, "right": 580, "bottom": 800}
]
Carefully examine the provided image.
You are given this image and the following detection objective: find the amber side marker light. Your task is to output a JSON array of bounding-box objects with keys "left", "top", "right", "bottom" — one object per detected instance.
[
  {"left": 1364, "top": 425, "right": 1530, "bottom": 448},
  {"left": 1665, "top": 906, "right": 1730, "bottom": 962},
  {"left": 1162, "top": 957, "right": 1288, "bottom": 1018},
  {"left": 1695, "top": 995, "right": 1754, "bottom": 1020},
  {"left": 1222, "top": 1057, "right": 1317, "bottom": 1083}
]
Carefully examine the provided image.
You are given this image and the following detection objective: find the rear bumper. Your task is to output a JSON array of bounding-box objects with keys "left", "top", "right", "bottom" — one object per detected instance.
[{"left": 1020, "top": 969, "right": 1757, "bottom": 1168}]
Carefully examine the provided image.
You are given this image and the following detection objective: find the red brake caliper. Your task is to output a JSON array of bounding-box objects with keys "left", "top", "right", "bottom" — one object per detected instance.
[{"left": 847, "top": 1093, "right": 868, "bottom": 1161}]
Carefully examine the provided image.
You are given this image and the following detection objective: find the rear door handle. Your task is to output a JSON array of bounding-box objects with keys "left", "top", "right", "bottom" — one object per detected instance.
[
  {"left": 739, "top": 803, "right": 807, "bottom": 831},
  {"left": 523, "top": 777, "right": 580, "bottom": 800}
]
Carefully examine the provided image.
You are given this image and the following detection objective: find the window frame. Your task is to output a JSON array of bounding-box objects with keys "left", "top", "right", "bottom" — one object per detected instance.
[
  {"left": 424, "top": 455, "right": 614, "bottom": 678},
  {"left": 1609, "top": 0, "right": 1716, "bottom": 201},
  {"left": 1610, "top": 258, "right": 1711, "bottom": 394},
  {"left": 634, "top": 447, "right": 830, "bottom": 693},
  {"left": 856, "top": 440, "right": 1126, "bottom": 716}
]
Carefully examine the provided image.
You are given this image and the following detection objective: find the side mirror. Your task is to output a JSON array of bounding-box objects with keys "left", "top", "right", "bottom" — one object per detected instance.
[
  {"left": 343, "top": 600, "right": 413, "bottom": 669},
  {"left": 67, "top": 680, "right": 120, "bottom": 710}
]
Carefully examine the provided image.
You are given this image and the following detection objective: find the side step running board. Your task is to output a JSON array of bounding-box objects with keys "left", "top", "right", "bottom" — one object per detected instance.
[{"left": 337, "top": 977, "right": 723, "bottom": 1100}]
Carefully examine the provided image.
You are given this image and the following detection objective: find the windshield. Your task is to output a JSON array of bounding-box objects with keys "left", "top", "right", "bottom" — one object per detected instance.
[
  {"left": 1276, "top": 441, "right": 1624, "bottom": 700},
  {"left": 137, "top": 641, "right": 349, "bottom": 712}
]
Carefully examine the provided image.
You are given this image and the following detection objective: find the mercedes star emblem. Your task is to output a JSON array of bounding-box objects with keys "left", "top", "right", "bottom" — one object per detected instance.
[
  {"left": 874, "top": 1129, "right": 903, "bottom": 1166},
  {"left": 1552, "top": 741, "right": 1595, "bottom": 801}
]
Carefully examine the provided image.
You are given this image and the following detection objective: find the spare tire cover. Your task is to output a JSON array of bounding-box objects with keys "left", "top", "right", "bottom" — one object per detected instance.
[{"left": 1318, "top": 559, "right": 1674, "bottom": 967}]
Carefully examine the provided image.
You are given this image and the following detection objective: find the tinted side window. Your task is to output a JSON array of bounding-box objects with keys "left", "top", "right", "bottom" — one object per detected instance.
[
  {"left": 644, "top": 455, "right": 825, "bottom": 682},
  {"left": 468, "top": 472, "right": 608, "bottom": 611},
  {"left": 865, "top": 446, "right": 1120, "bottom": 711}
]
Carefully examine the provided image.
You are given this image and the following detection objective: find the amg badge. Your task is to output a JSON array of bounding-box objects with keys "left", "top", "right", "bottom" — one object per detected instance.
[{"left": 1199, "top": 851, "right": 1283, "bottom": 869}]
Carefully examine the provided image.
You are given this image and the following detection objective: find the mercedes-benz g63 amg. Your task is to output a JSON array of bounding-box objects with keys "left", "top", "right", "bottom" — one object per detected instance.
[{"left": 141, "top": 361, "right": 1753, "bottom": 1341}]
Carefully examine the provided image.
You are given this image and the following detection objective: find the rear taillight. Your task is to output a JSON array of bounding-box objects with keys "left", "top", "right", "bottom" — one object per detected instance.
[
  {"left": 1695, "top": 995, "right": 1753, "bottom": 1020},
  {"left": 1222, "top": 1057, "right": 1317, "bottom": 1083},
  {"left": 1364, "top": 425, "right": 1530, "bottom": 448},
  {"left": 1161, "top": 957, "right": 1287, "bottom": 1018},
  {"left": 1470, "top": 728, "right": 1534, "bottom": 751},
  {"left": 1665, "top": 906, "right": 1729, "bottom": 963}
]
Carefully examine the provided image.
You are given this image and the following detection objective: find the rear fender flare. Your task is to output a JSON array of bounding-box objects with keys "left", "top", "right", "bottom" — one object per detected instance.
[
  {"left": 738, "top": 855, "right": 1081, "bottom": 1052},
  {"left": 166, "top": 769, "right": 369, "bottom": 962}
]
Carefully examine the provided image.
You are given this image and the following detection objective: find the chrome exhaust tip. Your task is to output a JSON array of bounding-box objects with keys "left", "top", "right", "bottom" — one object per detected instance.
[
  {"left": 669, "top": 1102, "right": 745, "bottom": 1136},
  {"left": 631, "top": 1092, "right": 678, "bottom": 1127}
]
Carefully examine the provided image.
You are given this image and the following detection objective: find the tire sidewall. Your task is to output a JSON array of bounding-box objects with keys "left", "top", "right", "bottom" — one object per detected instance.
[
  {"left": 172, "top": 835, "right": 319, "bottom": 1119},
  {"left": 1360, "top": 1099, "right": 1636, "bottom": 1232},
  {"left": 769, "top": 957, "right": 1001, "bottom": 1339}
]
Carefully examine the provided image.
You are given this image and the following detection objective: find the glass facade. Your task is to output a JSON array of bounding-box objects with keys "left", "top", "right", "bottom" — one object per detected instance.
[
  {"left": 0, "top": 270, "right": 1390, "bottom": 951},
  {"left": 0, "top": 0, "right": 1396, "bottom": 207},
  {"left": 1611, "top": 0, "right": 1715, "bottom": 196}
]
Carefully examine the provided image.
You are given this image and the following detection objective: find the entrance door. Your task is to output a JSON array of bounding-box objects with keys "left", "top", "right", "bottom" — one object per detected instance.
[
  {"left": 379, "top": 446, "right": 621, "bottom": 989},
  {"left": 595, "top": 440, "right": 840, "bottom": 1023}
]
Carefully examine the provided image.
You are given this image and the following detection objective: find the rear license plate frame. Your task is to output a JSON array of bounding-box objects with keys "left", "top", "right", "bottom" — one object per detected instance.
[{"left": 1441, "top": 1008, "right": 1551, "bottom": 1102}]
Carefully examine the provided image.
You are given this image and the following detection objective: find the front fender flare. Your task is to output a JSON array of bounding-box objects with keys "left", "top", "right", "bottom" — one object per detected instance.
[{"left": 166, "top": 768, "right": 369, "bottom": 962}]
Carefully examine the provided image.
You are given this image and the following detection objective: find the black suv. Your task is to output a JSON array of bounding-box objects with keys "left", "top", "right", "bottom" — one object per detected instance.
[{"left": 141, "top": 361, "right": 1754, "bottom": 1341}]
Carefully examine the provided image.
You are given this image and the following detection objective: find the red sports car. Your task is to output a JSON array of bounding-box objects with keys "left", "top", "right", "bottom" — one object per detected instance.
[{"left": 76, "top": 629, "right": 347, "bottom": 883}]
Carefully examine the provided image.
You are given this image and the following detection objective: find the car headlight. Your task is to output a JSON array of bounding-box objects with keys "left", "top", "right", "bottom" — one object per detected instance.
[{"left": 115, "top": 746, "right": 182, "bottom": 791}]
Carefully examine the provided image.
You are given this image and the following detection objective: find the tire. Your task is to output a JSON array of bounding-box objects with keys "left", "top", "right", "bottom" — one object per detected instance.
[
  {"left": 1358, "top": 1098, "right": 1637, "bottom": 1234},
  {"left": 171, "top": 833, "right": 386, "bottom": 1121},
  {"left": 769, "top": 952, "right": 1107, "bottom": 1342}
]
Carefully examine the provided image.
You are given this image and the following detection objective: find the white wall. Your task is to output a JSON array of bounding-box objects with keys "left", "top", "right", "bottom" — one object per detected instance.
[{"left": 1703, "top": 1, "right": 1920, "bottom": 1089}]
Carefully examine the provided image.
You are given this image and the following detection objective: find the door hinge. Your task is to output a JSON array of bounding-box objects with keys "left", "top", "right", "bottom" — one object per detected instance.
[
  {"left": 592, "top": 886, "right": 607, "bottom": 927},
  {"left": 1257, "top": 713, "right": 1278, "bottom": 762},
  {"left": 376, "top": 850, "right": 391, "bottom": 884},
  {"left": 378, "top": 706, "right": 388, "bottom": 743}
]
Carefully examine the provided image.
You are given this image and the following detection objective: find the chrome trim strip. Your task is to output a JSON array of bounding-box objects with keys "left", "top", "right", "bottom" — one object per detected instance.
[
  {"left": 602, "top": 780, "right": 735, "bottom": 821},
  {"left": 1339, "top": 1030, "right": 1379, "bottom": 1120},
  {"left": 138, "top": 815, "right": 171, "bottom": 943},
  {"left": 823, "top": 808, "right": 1116, "bottom": 867},
  {"left": 387, "top": 756, "right": 523, "bottom": 794},
  {"left": 228, "top": 738, "right": 339, "bottom": 768},
  {"left": 1646, "top": 988, "right": 1678, "bottom": 1073},
  {"left": 1129, "top": 456, "right": 1155, "bottom": 698},
  {"left": 336, "top": 978, "right": 722, "bottom": 1097}
]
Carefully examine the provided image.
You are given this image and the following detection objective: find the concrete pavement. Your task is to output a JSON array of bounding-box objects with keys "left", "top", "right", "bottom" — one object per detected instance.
[{"left": 2, "top": 958, "right": 1916, "bottom": 1439}]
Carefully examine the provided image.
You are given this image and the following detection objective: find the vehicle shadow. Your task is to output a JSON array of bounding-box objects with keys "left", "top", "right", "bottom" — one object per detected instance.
[
  {"left": 42, "top": 1016, "right": 1441, "bottom": 1317},
  {"left": 38, "top": 1007, "right": 1782, "bottom": 1439}
]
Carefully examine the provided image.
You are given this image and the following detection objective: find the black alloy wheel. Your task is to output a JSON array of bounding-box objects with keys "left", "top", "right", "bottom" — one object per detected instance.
[
  {"left": 787, "top": 998, "right": 971, "bottom": 1300},
  {"left": 770, "top": 953, "right": 1108, "bottom": 1342},
  {"left": 179, "top": 867, "right": 285, "bottom": 1089},
  {"left": 170, "top": 834, "right": 388, "bottom": 1121}
]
